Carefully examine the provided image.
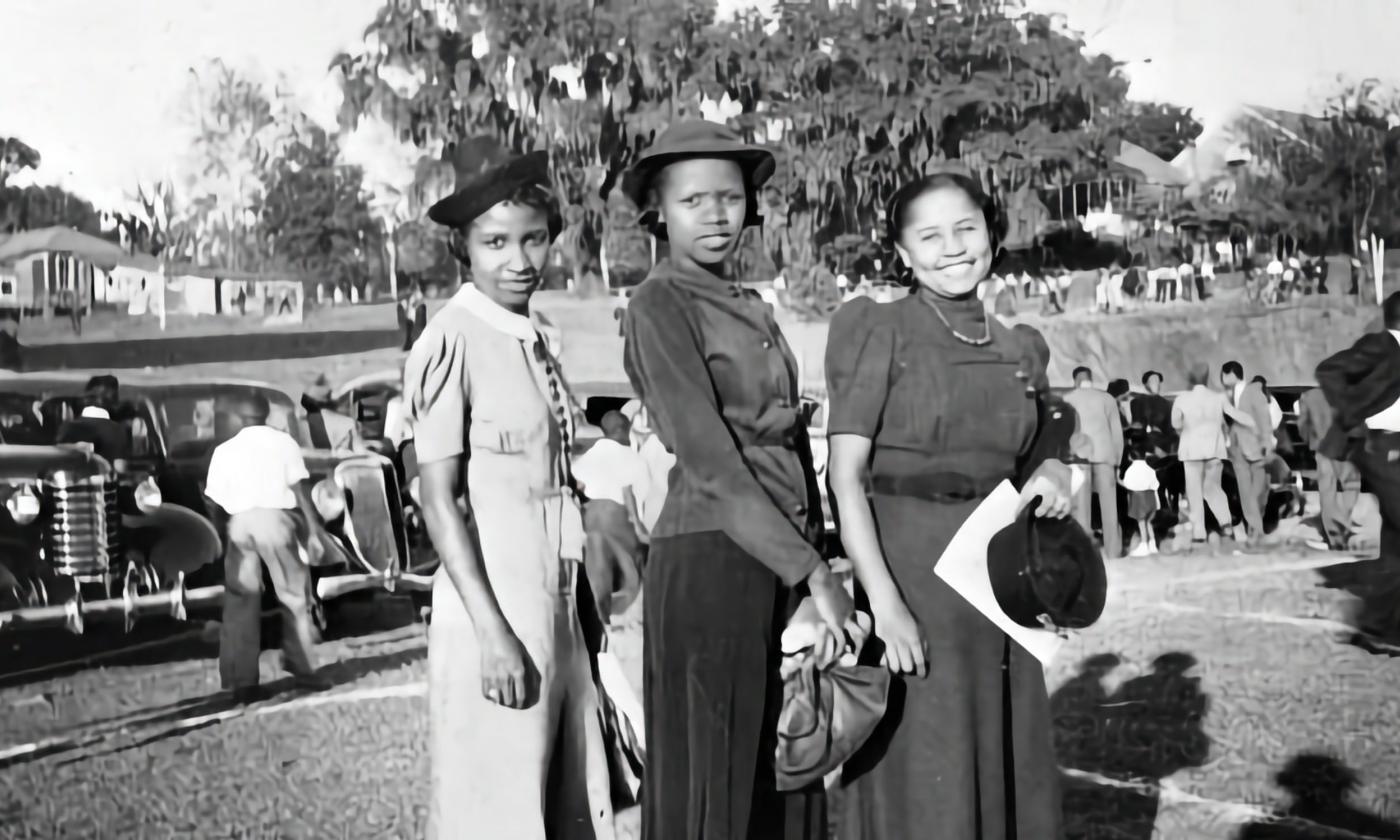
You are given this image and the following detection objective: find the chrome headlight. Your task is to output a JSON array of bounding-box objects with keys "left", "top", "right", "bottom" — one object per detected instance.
[
  {"left": 6, "top": 483, "right": 41, "bottom": 526},
  {"left": 134, "top": 476, "right": 163, "bottom": 514},
  {"left": 312, "top": 477, "right": 346, "bottom": 521}
]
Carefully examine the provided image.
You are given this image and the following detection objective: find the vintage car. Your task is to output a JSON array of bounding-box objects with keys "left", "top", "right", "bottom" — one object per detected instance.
[{"left": 0, "top": 372, "right": 431, "bottom": 635}]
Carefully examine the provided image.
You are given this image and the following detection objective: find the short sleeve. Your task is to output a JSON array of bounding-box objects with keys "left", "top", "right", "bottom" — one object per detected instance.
[
  {"left": 403, "top": 324, "right": 470, "bottom": 464},
  {"left": 825, "top": 298, "right": 895, "bottom": 438},
  {"left": 282, "top": 433, "right": 310, "bottom": 486}
]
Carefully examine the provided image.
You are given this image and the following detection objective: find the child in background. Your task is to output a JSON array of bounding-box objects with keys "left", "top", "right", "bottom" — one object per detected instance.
[{"left": 1121, "top": 434, "right": 1161, "bottom": 556}]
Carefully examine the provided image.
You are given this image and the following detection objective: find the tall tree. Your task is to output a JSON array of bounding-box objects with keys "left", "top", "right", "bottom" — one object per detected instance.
[
  {"left": 0, "top": 184, "right": 102, "bottom": 235},
  {"left": 258, "top": 123, "right": 385, "bottom": 296},
  {"left": 335, "top": 0, "right": 1137, "bottom": 313},
  {"left": 173, "top": 59, "right": 280, "bottom": 271}
]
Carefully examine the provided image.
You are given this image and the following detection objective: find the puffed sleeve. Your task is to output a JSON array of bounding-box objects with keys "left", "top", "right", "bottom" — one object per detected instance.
[
  {"left": 824, "top": 297, "right": 895, "bottom": 438},
  {"left": 403, "top": 323, "right": 470, "bottom": 465},
  {"left": 623, "top": 280, "right": 821, "bottom": 587}
]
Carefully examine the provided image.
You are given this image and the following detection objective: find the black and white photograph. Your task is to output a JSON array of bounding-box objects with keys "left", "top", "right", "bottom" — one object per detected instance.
[{"left": 2, "top": 0, "right": 1400, "bottom": 837}]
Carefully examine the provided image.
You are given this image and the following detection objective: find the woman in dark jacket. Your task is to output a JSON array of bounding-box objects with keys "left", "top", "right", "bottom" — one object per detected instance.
[
  {"left": 825, "top": 167, "right": 1074, "bottom": 840},
  {"left": 620, "top": 119, "right": 859, "bottom": 840}
]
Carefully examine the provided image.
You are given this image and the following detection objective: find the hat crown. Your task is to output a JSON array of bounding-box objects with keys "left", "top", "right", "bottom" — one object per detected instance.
[
  {"left": 446, "top": 137, "right": 516, "bottom": 190},
  {"left": 652, "top": 119, "right": 744, "bottom": 147}
]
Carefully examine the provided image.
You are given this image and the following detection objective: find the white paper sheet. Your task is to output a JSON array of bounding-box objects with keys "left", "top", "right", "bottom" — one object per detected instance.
[{"left": 933, "top": 480, "right": 1068, "bottom": 666}]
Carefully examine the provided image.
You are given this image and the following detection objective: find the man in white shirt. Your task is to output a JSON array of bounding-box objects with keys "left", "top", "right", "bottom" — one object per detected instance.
[
  {"left": 1176, "top": 261, "right": 1196, "bottom": 302},
  {"left": 573, "top": 410, "right": 649, "bottom": 620},
  {"left": 205, "top": 392, "right": 333, "bottom": 703}
]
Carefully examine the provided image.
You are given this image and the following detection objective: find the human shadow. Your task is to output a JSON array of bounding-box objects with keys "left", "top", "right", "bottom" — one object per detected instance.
[
  {"left": 1052, "top": 652, "right": 1212, "bottom": 840},
  {"left": 1237, "top": 753, "right": 1400, "bottom": 839},
  {"left": 0, "top": 644, "right": 424, "bottom": 771}
]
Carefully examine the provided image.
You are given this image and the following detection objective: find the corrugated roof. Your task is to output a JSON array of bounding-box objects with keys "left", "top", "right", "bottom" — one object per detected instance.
[{"left": 0, "top": 226, "right": 130, "bottom": 269}]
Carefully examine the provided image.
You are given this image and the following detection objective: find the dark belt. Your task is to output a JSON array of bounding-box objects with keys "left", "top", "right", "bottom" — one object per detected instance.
[{"left": 870, "top": 472, "right": 1007, "bottom": 503}]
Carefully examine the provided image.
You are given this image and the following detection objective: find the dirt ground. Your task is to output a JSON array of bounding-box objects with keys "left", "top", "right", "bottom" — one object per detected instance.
[{"left": 4, "top": 546, "right": 1398, "bottom": 839}]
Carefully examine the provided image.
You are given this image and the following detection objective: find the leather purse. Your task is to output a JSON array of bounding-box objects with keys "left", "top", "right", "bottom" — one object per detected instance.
[{"left": 774, "top": 606, "right": 890, "bottom": 792}]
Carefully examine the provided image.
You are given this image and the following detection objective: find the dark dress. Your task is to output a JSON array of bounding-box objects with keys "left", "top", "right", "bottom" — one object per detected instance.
[
  {"left": 826, "top": 291, "right": 1062, "bottom": 840},
  {"left": 623, "top": 259, "right": 826, "bottom": 840}
]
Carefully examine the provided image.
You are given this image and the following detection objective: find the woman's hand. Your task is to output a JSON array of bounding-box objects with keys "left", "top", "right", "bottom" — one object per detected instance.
[
  {"left": 871, "top": 596, "right": 927, "bottom": 678},
  {"left": 1021, "top": 458, "right": 1074, "bottom": 519},
  {"left": 806, "top": 563, "right": 864, "bottom": 658},
  {"left": 477, "top": 625, "right": 538, "bottom": 710}
]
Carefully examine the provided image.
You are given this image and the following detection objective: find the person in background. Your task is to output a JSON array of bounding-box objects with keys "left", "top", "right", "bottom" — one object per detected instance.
[
  {"left": 621, "top": 399, "right": 674, "bottom": 535},
  {"left": 1176, "top": 258, "right": 1196, "bottom": 303},
  {"left": 1106, "top": 260, "right": 1126, "bottom": 313},
  {"left": 1133, "top": 370, "right": 1176, "bottom": 453},
  {"left": 56, "top": 374, "right": 132, "bottom": 467},
  {"left": 1253, "top": 375, "right": 1284, "bottom": 432},
  {"left": 1063, "top": 366, "right": 1125, "bottom": 558},
  {"left": 1172, "top": 363, "right": 1256, "bottom": 549},
  {"left": 1222, "top": 361, "right": 1276, "bottom": 545},
  {"left": 1198, "top": 256, "right": 1214, "bottom": 300},
  {"left": 572, "top": 410, "right": 648, "bottom": 622},
  {"left": 0, "top": 314, "right": 22, "bottom": 372},
  {"left": 300, "top": 374, "right": 364, "bottom": 453},
  {"left": 1122, "top": 432, "right": 1161, "bottom": 556},
  {"left": 203, "top": 392, "right": 333, "bottom": 704},
  {"left": 1316, "top": 293, "right": 1400, "bottom": 645},
  {"left": 1107, "top": 378, "right": 1134, "bottom": 429},
  {"left": 1297, "top": 385, "right": 1360, "bottom": 551}
]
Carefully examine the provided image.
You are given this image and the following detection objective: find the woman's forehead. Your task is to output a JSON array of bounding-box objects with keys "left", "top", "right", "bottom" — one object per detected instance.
[
  {"left": 903, "top": 186, "right": 982, "bottom": 225},
  {"left": 659, "top": 158, "right": 746, "bottom": 193},
  {"left": 469, "top": 201, "right": 550, "bottom": 234}
]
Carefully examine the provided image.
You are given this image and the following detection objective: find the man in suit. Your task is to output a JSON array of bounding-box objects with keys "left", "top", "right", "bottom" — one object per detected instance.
[
  {"left": 1221, "top": 361, "right": 1275, "bottom": 544},
  {"left": 1064, "top": 366, "right": 1125, "bottom": 558},
  {"left": 1297, "top": 386, "right": 1361, "bottom": 551},
  {"left": 1316, "top": 292, "right": 1400, "bottom": 643},
  {"left": 56, "top": 375, "right": 132, "bottom": 466},
  {"left": 1132, "top": 370, "right": 1176, "bottom": 455}
]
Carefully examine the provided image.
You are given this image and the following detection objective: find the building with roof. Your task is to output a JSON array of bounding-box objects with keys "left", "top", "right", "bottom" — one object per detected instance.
[{"left": 0, "top": 226, "right": 159, "bottom": 314}]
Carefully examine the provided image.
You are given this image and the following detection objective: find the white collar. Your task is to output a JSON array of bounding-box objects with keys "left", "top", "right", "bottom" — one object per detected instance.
[
  {"left": 80, "top": 406, "right": 111, "bottom": 420},
  {"left": 1389, "top": 329, "right": 1400, "bottom": 347},
  {"left": 452, "top": 283, "right": 537, "bottom": 343}
]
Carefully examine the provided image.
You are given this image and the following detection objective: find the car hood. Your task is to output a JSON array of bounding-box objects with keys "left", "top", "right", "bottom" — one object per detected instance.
[{"left": 0, "top": 445, "right": 110, "bottom": 479}]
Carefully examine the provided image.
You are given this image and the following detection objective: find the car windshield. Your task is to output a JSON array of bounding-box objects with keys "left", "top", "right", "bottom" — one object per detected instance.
[{"left": 151, "top": 385, "right": 307, "bottom": 451}]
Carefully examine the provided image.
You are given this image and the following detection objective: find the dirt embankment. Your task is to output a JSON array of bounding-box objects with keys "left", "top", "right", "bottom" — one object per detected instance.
[{"left": 1019, "top": 297, "right": 1376, "bottom": 388}]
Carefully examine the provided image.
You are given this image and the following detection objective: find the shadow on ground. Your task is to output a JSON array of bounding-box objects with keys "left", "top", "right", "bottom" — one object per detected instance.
[
  {"left": 1314, "top": 559, "right": 1400, "bottom": 657},
  {"left": 0, "top": 593, "right": 421, "bottom": 690},
  {"left": 1237, "top": 753, "right": 1400, "bottom": 839},
  {"left": 0, "top": 642, "right": 424, "bottom": 771},
  {"left": 1052, "top": 651, "right": 1212, "bottom": 840}
]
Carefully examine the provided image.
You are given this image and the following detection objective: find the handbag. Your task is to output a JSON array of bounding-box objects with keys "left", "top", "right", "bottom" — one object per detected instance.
[{"left": 774, "top": 606, "right": 890, "bottom": 792}]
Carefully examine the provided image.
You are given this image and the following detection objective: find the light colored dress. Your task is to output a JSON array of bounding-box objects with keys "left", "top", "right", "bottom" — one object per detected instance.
[{"left": 405, "top": 282, "right": 615, "bottom": 840}]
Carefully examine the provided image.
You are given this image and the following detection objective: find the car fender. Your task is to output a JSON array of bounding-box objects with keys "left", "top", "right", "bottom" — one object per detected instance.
[{"left": 122, "top": 502, "right": 223, "bottom": 577}]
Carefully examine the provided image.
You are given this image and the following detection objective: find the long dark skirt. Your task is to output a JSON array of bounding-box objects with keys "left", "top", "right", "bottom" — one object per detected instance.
[
  {"left": 837, "top": 494, "right": 1062, "bottom": 840},
  {"left": 642, "top": 530, "right": 825, "bottom": 840}
]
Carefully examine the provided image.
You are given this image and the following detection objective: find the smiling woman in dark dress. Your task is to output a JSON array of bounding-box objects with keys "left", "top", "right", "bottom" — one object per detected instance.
[
  {"left": 620, "top": 120, "right": 860, "bottom": 840},
  {"left": 825, "top": 167, "right": 1074, "bottom": 840}
]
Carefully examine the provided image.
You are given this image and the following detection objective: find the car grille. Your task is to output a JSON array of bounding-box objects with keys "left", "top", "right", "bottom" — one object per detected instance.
[
  {"left": 336, "top": 459, "right": 406, "bottom": 575},
  {"left": 48, "top": 474, "right": 117, "bottom": 581}
]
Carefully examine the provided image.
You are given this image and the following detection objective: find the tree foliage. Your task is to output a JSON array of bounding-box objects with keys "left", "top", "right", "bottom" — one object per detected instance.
[
  {"left": 335, "top": 0, "right": 1150, "bottom": 313},
  {"left": 0, "top": 184, "right": 103, "bottom": 236},
  {"left": 1220, "top": 82, "right": 1399, "bottom": 251},
  {"left": 258, "top": 123, "right": 385, "bottom": 295},
  {"left": 0, "top": 137, "right": 41, "bottom": 189},
  {"left": 1117, "top": 101, "right": 1203, "bottom": 161}
]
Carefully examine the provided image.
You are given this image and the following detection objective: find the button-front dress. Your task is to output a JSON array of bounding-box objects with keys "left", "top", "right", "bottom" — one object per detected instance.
[
  {"left": 405, "top": 283, "right": 615, "bottom": 840},
  {"left": 623, "top": 259, "right": 827, "bottom": 840},
  {"left": 825, "top": 291, "right": 1062, "bottom": 840}
]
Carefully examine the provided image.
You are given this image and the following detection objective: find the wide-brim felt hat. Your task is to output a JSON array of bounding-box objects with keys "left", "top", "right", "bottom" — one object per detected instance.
[
  {"left": 622, "top": 120, "right": 776, "bottom": 226},
  {"left": 427, "top": 137, "right": 560, "bottom": 238},
  {"left": 988, "top": 503, "right": 1106, "bottom": 631}
]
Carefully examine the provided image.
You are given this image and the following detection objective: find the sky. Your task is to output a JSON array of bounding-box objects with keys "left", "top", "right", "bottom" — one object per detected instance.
[{"left": 3, "top": 0, "right": 1399, "bottom": 208}]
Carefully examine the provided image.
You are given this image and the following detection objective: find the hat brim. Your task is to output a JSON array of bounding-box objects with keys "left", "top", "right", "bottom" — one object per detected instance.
[
  {"left": 427, "top": 151, "right": 553, "bottom": 229},
  {"left": 622, "top": 145, "right": 776, "bottom": 210}
]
